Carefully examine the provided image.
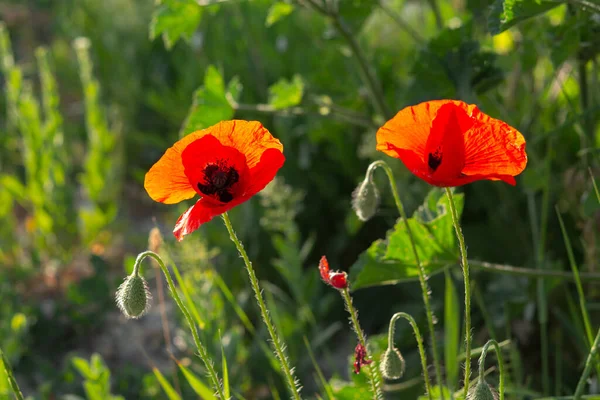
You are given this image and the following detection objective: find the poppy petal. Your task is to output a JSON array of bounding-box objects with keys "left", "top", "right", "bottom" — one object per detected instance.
[
  {"left": 173, "top": 198, "right": 244, "bottom": 241},
  {"left": 461, "top": 118, "right": 527, "bottom": 179},
  {"left": 144, "top": 131, "right": 206, "bottom": 204},
  {"left": 202, "top": 120, "right": 283, "bottom": 169},
  {"left": 246, "top": 148, "right": 286, "bottom": 195}
]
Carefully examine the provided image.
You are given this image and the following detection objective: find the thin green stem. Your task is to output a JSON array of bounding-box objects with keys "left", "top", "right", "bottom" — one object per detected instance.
[
  {"left": 469, "top": 260, "right": 600, "bottom": 280},
  {"left": 444, "top": 187, "right": 471, "bottom": 397},
  {"left": 388, "top": 312, "right": 433, "bottom": 399},
  {"left": 426, "top": 0, "right": 443, "bottom": 29},
  {"left": 574, "top": 328, "right": 600, "bottom": 399},
  {"left": 368, "top": 160, "right": 445, "bottom": 396},
  {"left": 341, "top": 288, "right": 383, "bottom": 400},
  {"left": 133, "top": 251, "right": 225, "bottom": 399},
  {"left": 0, "top": 347, "right": 24, "bottom": 400},
  {"left": 478, "top": 340, "right": 505, "bottom": 400},
  {"left": 221, "top": 213, "right": 302, "bottom": 400}
]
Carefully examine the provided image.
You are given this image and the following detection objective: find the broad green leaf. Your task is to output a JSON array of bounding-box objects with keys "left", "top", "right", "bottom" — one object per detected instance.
[
  {"left": 150, "top": 0, "right": 203, "bottom": 50},
  {"left": 488, "top": 0, "right": 561, "bottom": 35},
  {"left": 266, "top": 2, "right": 295, "bottom": 27},
  {"left": 0, "top": 175, "right": 25, "bottom": 201},
  {"left": 444, "top": 271, "right": 460, "bottom": 390},
  {"left": 349, "top": 188, "right": 463, "bottom": 289},
  {"left": 72, "top": 357, "right": 94, "bottom": 380},
  {"left": 175, "top": 361, "right": 216, "bottom": 399},
  {"left": 180, "top": 65, "right": 234, "bottom": 135},
  {"left": 153, "top": 367, "right": 182, "bottom": 400},
  {"left": 268, "top": 75, "right": 304, "bottom": 110}
]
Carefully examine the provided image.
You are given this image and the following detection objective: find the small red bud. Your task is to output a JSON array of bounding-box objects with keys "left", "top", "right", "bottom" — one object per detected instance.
[
  {"left": 329, "top": 272, "right": 348, "bottom": 289},
  {"left": 353, "top": 343, "right": 372, "bottom": 374},
  {"left": 319, "top": 256, "right": 330, "bottom": 282}
]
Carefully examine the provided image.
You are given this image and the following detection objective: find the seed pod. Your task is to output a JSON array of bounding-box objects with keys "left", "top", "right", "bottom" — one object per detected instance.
[
  {"left": 466, "top": 380, "right": 498, "bottom": 400},
  {"left": 115, "top": 274, "right": 152, "bottom": 319},
  {"left": 352, "top": 176, "right": 379, "bottom": 221},
  {"left": 380, "top": 347, "right": 405, "bottom": 380}
]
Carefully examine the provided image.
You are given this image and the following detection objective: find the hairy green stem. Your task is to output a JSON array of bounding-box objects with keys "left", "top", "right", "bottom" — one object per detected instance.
[
  {"left": 133, "top": 251, "right": 225, "bottom": 399},
  {"left": 221, "top": 213, "right": 302, "bottom": 400},
  {"left": 369, "top": 160, "right": 445, "bottom": 396},
  {"left": 445, "top": 187, "right": 472, "bottom": 397},
  {"left": 478, "top": 340, "right": 505, "bottom": 400},
  {"left": 388, "top": 312, "right": 433, "bottom": 399},
  {"left": 574, "top": 328, "right": 600, "bottom": 399},
  {"left": 341, "top": 288, "right": 383, "bottom": 400}
]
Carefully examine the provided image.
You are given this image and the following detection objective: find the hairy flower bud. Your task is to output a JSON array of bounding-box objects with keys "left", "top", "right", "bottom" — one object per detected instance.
[
  {"left": 467, "top": 380, "right": 498, "bottom": 400},
  {"left": 380, "top": 347, "right": 405, "bottom": 380},
  {"left": 116, "top": 274, "right": 152, "bottom": 319},
  {"left": 352, "top": 175, "right": 379, "bottom": 221}
]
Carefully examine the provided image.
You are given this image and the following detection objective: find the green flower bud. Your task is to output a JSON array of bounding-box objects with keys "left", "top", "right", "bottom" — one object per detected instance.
[
  {"left": 380, "top": 347, "right": 405, "bottom": 380},
  {"left": 467, "top": 380, "right": 498, "bottom": 400},
  {"left": 116, "top": 274, "right": 152, "bottom": 319},
  {"left": 352, "top": 176, "right": 379, "bottom": 221}
]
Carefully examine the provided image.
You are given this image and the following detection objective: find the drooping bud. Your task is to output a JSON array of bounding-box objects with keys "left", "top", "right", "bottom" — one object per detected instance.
[
  {"left": 466, "top": 380, "right": 498, "bottom": 400},
  {"left": 380, "top": 347, "right": 405, "bottom": 380},
  {"left": 352, "top": 174, "right": 379, "bottom": 221},
  {"left": 116, "top": 273, "right": 152, "bottom": 319}
]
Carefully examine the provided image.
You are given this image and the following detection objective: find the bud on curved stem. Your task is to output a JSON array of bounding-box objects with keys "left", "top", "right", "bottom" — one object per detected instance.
[
  {"left": 477, "top": 339, "right": 504, "bottom": 400},
  {"left": 115, "top": 271, "right": 152, "bottom": 319},
  {"left": 117, "top": 251, "right": 225, "bottom": 399},
  {"left": 385, "top": 312, "right": 432, "bottom": 399},
  {"left": 352, "top": 168, "right": 380, "bottom": 221},
  {"left": 365, "top": 160, "right": 444, "bottom": 397}
]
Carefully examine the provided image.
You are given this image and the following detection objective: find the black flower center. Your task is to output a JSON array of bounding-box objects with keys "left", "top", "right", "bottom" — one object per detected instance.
[
  {"left": 198, "top": 160, "right": 239, "bottom": 203},
  {"left": 428, "top": 149, "right": 442, "bottom": 172}
]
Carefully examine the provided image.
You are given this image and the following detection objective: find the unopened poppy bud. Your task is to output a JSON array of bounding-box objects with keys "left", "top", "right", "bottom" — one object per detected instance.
[
  {"left": 329, "top": 272, "right": 348, "bottom": 289},
  {"left": 380, "top": 347, "right": 405, "bottom": 380},
  {"left": 467, "top": 380, "right": 498, "bottom": 400},
  {"left": 352, "top": 176, "right": 379, "bottom": 221},
  {"left": 116, "top": 273, "right": 152, "bottom": 319}
]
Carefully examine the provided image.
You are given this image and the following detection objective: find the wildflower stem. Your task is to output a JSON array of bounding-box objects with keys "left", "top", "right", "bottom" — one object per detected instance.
[
  {"left": 0, "top": 347, "right": 24, "bottom": 400},
  {"left": 388, "top": 312, "right": 433, "bottom": 399},
  {"left": 133, "top": 251, "right": 225, "bottom": 400},
  {"left": 574, "top": 327, "right": 600, "bottom": 399},
  {"left": 426, "top": 0, "right": 444, "bottom": 30},
  {"left": 478, "top": 340, "right": 505, "bottom": 400},
  {"left": 341, "top": 288, "right": 383, "bottom": 400},
  {"left": 444, "top": 187, "right": 472, "bottom": 398},
  {"left": 369, "top": 160, "right": 445, "bottom": 396},
  {"left": 221, "top": 213, "right": 302, "bottom": 400}
]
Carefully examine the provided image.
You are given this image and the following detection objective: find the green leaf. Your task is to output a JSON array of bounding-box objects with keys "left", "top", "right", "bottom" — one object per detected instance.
[
  {"left": 180, "top": 65, "right": 235, "bottom": 135},
  {"left": 444, "top": 271, "right": 460, "bottom": 390},
  {"left": 150, "top": 0, "right": 203, "bottom": 50},
  {"left": 0, "top": 175, "right": 25, "bottom": 202},
  {"left": 153, "top": 367, "right": 182, "bottom": 400},
  {"left": 488, "top": 0, "right": 561, "bottom": 35},
  {"left": 221, "top": 337, "right": 230, "bottom": 399},
  {"left": 268, "top": 75, "right": 304, "bottom": 110},
  {"left": 266, "top": 2, "right": 295, "bottom": 27},
  {"left": 175, "top": 361, "right": 216, "bottom": 399},
  {"left": 349, "top": 188, "right": 463, "bottom": 289}
]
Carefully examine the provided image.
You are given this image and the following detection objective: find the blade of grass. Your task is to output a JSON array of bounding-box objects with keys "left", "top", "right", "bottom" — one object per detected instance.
[
  {"left": 153, "top": 367, "right": 182, "bottom": 400},
  {"left": 220, "top": 332, "right": 231, "bottom": 400},
  {"left": 473, "top": 281, "right": 497, "bottom": 341},
  {"left": 590, "top": 168, "right": 600, "bottom": 203},
  {"left": 0, "top": 348, "right": 24, "bottom": 400},
  {"left": 172, "top": 357, "right": 216, "bottom": 400},
  {"left": 303, "top": 336, "right": 335, "bottom": 400},
  {"left": 444, "top": 270, "right": 460, "bottom": 393}
]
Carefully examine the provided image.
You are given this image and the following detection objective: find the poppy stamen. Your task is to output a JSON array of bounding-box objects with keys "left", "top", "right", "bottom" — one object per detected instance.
[
  {"left": 428, "top": 149, "right": 442, "bottom": 172},
  {"left": 198, "top": 160, "right": 239, "bottom": 203}
]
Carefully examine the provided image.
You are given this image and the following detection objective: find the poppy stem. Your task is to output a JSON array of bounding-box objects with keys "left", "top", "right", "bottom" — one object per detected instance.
[
  {"left": 478, "top": 340, "right": 505, "bottom": 400},
  {"left": 388, "top": 312, "right": 433, "bottom": 399},
  {"left": 368, "top": 160, "right": 446, "bottom": 397},
  {"left": 133, "top": 251, "right": 226, "bottom": 399},
  {"left": 341, "top": 288, "right": 383, "bottom": 400},
  {"left": 221, "top": 213, "right": 302, "bottom": 400},
  {"left": 444, "top": 187, "right": 472, "bottom": 398}
]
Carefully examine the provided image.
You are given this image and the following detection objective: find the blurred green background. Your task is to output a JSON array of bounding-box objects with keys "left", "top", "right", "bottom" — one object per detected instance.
[{"left": 0, "top": 0, "right": 599, "bottom": 398}]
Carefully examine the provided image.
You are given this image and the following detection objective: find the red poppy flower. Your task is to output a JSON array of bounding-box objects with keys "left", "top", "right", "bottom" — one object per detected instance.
[
  {"left": 144, "top": 120, "right": 285, "bottom": 241},
  {"left": 376, "top": 100, "right": 527, "bottom": 187},
  {"left": 319, "top": 256, "right": 348, "bottom": 290}
]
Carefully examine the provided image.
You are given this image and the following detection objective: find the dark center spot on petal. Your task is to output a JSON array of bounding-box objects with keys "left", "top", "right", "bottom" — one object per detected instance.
[
  {"left": 197, "top": 159, "right": 239, "bottom": 203},
  {"left": 428, "top": 149, "right": 442, "bottom": 172}
]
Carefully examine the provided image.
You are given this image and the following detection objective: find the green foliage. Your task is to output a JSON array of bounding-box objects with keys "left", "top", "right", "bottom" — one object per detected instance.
[
  {"left": 266, "top": 2, "right": 295, "bottom": 27},
  {"left": 488, "top": 0, "right": 561, "bottom": 34},
  {"left": 72, "top": 354, "right": 124, "bottom": 400},
  {"left": 350, "top": 188, "right": 464, "bottom": 289},
  {"left": 150, "top": 0, "right": 203, "bottom": 50},
  {"left": 268, "top": 75, "right": 305, "bottom": 110}
]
